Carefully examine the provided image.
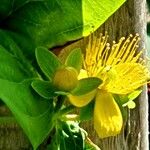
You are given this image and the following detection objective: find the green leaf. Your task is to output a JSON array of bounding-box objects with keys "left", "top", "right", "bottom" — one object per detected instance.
[
  {"left": 0, "top": 45, "right": 34, "bottom": 82},
  {"left": 114, "top": 90, "right": 141, "bottom": 118},
  {"left": 0, "top": 0, "right": 32, "bottom": 20},
  {"left": 65, "top": 48, "right": 82, "bottom": 72},
  {"left": 0, "top": 79, "right": 54, "bottom": 149},
  {"left": 36, "top": 47, "right": 62, "bottom": 79},
  {"left": 114, "top": 90, "right": 142, "bottom": 106},
  {"left": 79, "top": 101, "right": 94, "bottom": 121},
  {"left": 127, "top": 90, "right": 142, "bottom": 101},
  {"left": 31, "top": 79, "right": 57, "bottom": 99},
  {"left": 48, "top": 121, "right": 86, "bottom": 150},
  {"left": 0, "top": 29, "right": 37, "bottom": 78},
  {"left": 3, "top": 0, "right": 125, "bottom": 56},
  {"left": 71, "top": 77, "right": 102, "bottom": 96},
  {"left": 121, "top": 90, "right": 142, "bottom": 109}
]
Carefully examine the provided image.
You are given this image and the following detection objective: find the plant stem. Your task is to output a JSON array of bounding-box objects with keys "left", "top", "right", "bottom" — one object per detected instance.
[
  {"left": 61, "top": 114, "right": 79, "bottom": 121},
  {"left": 58, "top": 105, "right": 75, "bottom": 115},
  {"left": 54, "top": 95, "right": 65, "bottom": 113}
]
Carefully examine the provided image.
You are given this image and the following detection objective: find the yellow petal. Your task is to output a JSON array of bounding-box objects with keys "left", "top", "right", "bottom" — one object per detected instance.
[
  {"left": 94, "top": 90, "right": 123, "bottom": 138},
  {"left": 78, "top": 69, "right": 88, "bottom": 80},
  {"left": 105, "top": 63, "right": 150, "bottom": 94},
  {"left": 68, "top": 90, "right": 96, "bottom": 107}
]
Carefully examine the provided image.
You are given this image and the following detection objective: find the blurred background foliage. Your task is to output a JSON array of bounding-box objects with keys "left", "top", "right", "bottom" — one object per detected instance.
[{"left": 147, "top": 0, "right": 150, "bottom": 71}]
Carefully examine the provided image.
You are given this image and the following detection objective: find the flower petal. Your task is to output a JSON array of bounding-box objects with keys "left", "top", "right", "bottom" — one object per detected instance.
[
  {"left": 105, "top": 63, "right": 150, "bottom": 94},
  {"left": 94, "top": 90, "right": 123, "bottom": 138},
  {"left": 78, "top": 69, "right": 88, "bottom": 80},
  {"left": 68, "top": 90, "right": 96, "bottom": 107}
]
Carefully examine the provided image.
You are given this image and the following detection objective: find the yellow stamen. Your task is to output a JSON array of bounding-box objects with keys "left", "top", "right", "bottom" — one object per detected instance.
[
  {"left": 84, "top": 33, "right": 145, "bottom": 80},
  {"left": 104, "top": 63, "right": 150, "bottom": 94}
]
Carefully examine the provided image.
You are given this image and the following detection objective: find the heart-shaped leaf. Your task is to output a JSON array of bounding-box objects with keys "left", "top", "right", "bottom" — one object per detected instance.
[
  {"left": 36, "top": 47, "right": 62, "bottom": 79},
  {"left": 0, "top": 79, "right": 54, "bottom": 149}
]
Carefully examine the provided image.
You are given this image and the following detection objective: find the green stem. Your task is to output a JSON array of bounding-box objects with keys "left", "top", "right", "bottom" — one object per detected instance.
[
  {"left": 54, "top": 95, "right": 65, "bottom": 113},
  {"left": 58, "top": 105, "right": 75, "bottom": 116},
  {"left": 61, "top": 114, "right": 79, "bottom": 121}
]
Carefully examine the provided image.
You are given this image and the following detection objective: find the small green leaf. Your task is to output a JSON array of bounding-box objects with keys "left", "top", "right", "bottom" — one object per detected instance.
[
  {"left": 36, "top": 47, "right": 62, "bottom": 79},
  {"left": 121, "top": 90, "right": 142, "bottom": 109},
  {"left": 128, "top": 90, "right": 142, "bottom": 101},
  {"left": 114, "top": 90, "right": 141, "bottom": 119},
  {"left": 31, "top": 79, "right": 57, "bottom": 99},
  {"left": 71, "top": 77, "right": 102, "bottom": 96},
  {"left": 122, "top": 100, "right": 136, "bottom": 109},
  {"left": 114, "top": 90, "right": 142, "bottom": 105},
  {"left": 79, "top": 101, "right": 94, "bottom": 121},
  {"left": 65, "top": 48, "right": 82, "bottom": 72}
]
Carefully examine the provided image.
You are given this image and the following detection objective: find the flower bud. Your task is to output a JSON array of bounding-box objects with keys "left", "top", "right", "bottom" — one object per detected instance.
[{"left": 53, "top": 67, "right": 78, "bottom": 91}]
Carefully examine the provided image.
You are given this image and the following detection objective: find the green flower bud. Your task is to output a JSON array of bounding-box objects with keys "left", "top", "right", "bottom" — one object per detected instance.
[{"left": 53, "top": 67, "right": 78, "bottom": 91}]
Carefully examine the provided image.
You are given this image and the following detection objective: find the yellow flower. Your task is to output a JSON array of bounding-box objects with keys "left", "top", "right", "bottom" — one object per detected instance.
[{"left": 69, "top": 33, "right": 150, "bottom": 138}]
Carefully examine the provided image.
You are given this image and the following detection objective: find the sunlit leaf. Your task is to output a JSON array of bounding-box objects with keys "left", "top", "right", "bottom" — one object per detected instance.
[{"left": 2, "top": 0, "right": 125, "bottom": 56}]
